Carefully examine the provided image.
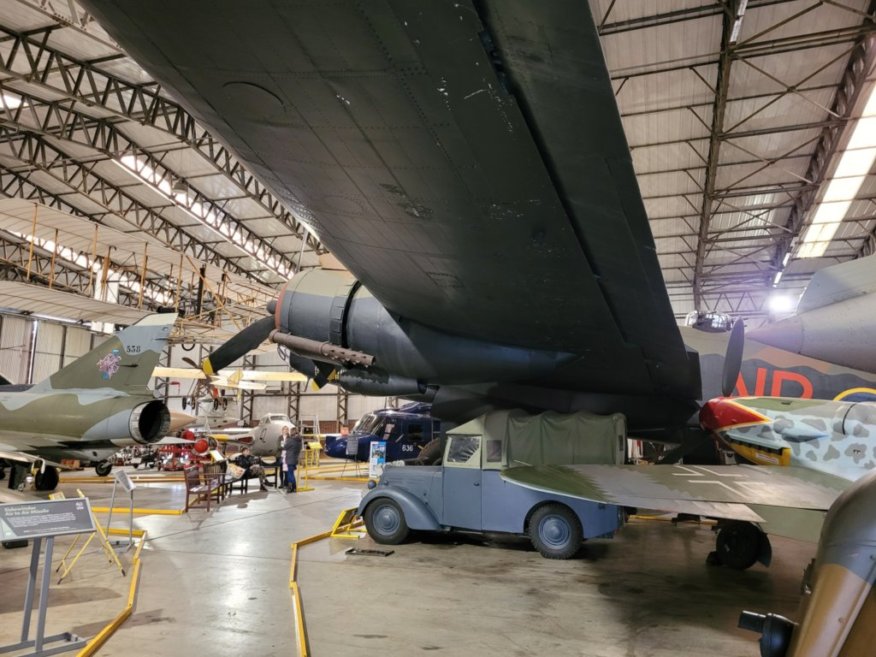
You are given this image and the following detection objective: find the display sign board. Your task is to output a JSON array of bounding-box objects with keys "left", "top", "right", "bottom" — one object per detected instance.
[
  {"left": 114, "top": 469, "right": 136, "bottom": 492},
  {"left": 368, "top": 441, "right": 387, "bottom": 479},
  {"left": 0, "top": 499, "right": 95, "bottom": 541}
]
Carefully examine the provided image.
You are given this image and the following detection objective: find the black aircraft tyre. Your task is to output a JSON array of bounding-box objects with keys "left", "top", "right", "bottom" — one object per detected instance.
[
  {"left": 95, "top": 461, "right": 113, "bottom": 477},
  {"left": 364, "top": 499, "right": 409, "bottom": 545},
  {"left": 529, "top": 503, "right": 583, "bottom": 559},
  {"left": 34, "top": 466, "right": 59, "bottom": 491},
  {"left": 715, "top": 521, "right": 761, "bottom": 570}
]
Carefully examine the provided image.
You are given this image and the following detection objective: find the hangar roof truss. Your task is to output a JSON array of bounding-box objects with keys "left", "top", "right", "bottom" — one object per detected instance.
[{"left": 0, "top": 0, "right": 875, "bottom": 328}]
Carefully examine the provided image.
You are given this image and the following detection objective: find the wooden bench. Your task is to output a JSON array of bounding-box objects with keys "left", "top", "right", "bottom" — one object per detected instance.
[
  {"left": 202, "top": 461, "right": 234, "bottom": 500},
  {"left": 184, "top": 465, "right": 223, "bottom": 511},
  {"left": 228, "top": 461, "right": 280, "bottom": 494}
]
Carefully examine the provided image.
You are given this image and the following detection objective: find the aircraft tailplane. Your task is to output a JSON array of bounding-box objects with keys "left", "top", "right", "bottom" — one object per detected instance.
[
  {"left": 797, "top": 255, "right": 876, "bottom": 314},
  {"left": 30, "top": 313, "right": 176, "bottom": 393}
]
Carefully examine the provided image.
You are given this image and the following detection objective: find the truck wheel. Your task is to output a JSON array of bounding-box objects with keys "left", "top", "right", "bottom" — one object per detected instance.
[
  {"left": 364, "top": 499, "right": 409, "bottom": 545},
  {"left": 714, "top": 521, "right": 761, "bottom": 570},
  {"left": 529, "top": 503, "right": 582, "bottom": 559},
  {"left": 95, "top": 461, "right": 112, "bottom": 477},
  {"left": 34, "top": 466, "right": 59, "bottom": 491}
]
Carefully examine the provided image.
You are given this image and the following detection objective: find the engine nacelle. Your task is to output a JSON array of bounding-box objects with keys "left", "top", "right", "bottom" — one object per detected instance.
[
  {"left": 273, "top": 269, "right": 574, "bottom": 384},
  {"left": 337, "top": 370, "right": 431, "bottom": 397},
  {"left": 84, "top": 399, "right": 170, "bottom": 444}
]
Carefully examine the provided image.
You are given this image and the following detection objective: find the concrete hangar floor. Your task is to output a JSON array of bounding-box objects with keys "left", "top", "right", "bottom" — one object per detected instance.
[{"left": 0, "top": 469, "right": 811, "bottom": 657}]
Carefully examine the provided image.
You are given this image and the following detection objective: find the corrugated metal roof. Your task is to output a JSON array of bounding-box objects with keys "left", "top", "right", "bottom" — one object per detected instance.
[{"left": 0, "top": 0, "right": 873, "bottom": 328}]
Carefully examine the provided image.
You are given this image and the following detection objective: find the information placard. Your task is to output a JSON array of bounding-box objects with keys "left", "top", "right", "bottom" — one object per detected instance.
[
  {"left": 114, "top": 469, "right": 136, "bottom": 492},
  {"left": 368, "top": 441, "right": 387, "bottom": 479},
  {"left": 0, "top": 499, "right": 95, "bottom": 541}
]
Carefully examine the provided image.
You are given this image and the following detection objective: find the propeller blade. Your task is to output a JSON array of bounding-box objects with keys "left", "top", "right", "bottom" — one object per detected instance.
[
  {"left": 313, "top": 361, "right": 336, "bottom": 389},
  {"left": 181, "top": 356, "right": 199, "bottom": 369},
  {"left": 721, "top": 319, "right": 745, "bottom": 397},
  {"left": 202, "top": 316, "right": 275, "bottom": 374}
]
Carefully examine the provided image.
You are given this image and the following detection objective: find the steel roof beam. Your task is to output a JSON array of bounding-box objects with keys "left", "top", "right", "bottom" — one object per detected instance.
[
  {"left": 0, "top": 83, "right": 297, "bottom": 276},
  {"left": 610, "top": 25, "right": 875, "bottom": 81},
  {"left": 774, "top": 22, "right": 876, "bottom": 270},
  {"left": 599, "top": 0, "right": 795, "bottom": 36},
  {"left": 0, "top": 128, "right": 254, "bottom": 276},
  {"left": 693, "top": 2, "right": 737, "bottom": 310},
  {"left": 620, "top": 83, "right": 841, "bottom": 119},
  {"left": 0, "top": 24, "right": 324, "bottom": 258},
  {"left": 0, "top": 232, "right": 157, "bottom": 309}
]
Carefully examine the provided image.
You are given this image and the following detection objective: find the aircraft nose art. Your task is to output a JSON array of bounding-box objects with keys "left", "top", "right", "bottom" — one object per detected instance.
[{"left": 700, "top": 398, "right": 770, "bottom": 433}]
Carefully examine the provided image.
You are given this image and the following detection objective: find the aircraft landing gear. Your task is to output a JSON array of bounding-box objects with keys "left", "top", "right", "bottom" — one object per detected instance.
[
  {"left": 33, "top": 466, "right": 59, "bottom": 491},
  {"left": 95, "top": 460, "right": 113, "bottom": 477},
  {"left": 738, "top": 611, "right": 795, "bottom": 657},
  {"left": 707, "top": 520, "right": 771, "bottom": 570}
]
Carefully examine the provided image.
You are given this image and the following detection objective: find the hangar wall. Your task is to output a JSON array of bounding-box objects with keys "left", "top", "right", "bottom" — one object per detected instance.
[{"left": 0, "top": 313, "right": 385, "bottom": 429}]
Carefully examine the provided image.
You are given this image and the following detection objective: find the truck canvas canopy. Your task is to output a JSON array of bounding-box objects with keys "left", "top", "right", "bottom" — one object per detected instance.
[{"left": 445, "top": 409, "right": 627, "bottom": 471}]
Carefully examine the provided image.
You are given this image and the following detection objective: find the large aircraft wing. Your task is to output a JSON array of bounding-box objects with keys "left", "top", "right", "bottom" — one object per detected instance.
[
  {"left": 0, "top": 447, "right": 69, "bottom": 470},
  {"left": 81, "top": 1, "right": 699, "bottom": 402},
  {"left": 501, "top": 464, "right": 851, "bottom": 542}
]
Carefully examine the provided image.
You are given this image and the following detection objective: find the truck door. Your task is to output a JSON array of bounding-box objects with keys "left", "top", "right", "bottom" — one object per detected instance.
[{"left": 442, "top": 434, "right": 483, "bottom": 530}]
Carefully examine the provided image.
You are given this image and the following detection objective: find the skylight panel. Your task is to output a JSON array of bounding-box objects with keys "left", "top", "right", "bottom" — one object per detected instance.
[{"left": 797, "top": 84, "right": 876, "bottom": 259}]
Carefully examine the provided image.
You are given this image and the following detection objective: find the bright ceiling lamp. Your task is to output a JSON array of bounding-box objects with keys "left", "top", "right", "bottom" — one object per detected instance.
[
  {"left": 1, "top": 92, "right": 23, "bottom": 110},
  {"left": 798, "top": 88, "right": 876, "bottom": 258},
  {"left": 767, "top": 294, "right": 796, "bottom": 314}
]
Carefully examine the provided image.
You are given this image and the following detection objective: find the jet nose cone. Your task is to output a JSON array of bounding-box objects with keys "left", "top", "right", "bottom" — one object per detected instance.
[
  {"left": 700, "top": 397, "right": 768, "bottom": 433},
  {"left": 169, "top": 411, "right": 197, "bottom": 433}
]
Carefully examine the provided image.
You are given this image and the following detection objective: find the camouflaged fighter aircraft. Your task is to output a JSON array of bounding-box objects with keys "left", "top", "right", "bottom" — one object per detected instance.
[
  {"left": 79, "top": 2, "right": 876, "bottom": 443},
  {"left": 738, "top": 469, "right": 876, "bottom": 657},
  {"left": 0, "top": 314, "right": 174, "bottom": 490},
  {"left": 500, "top": 393, "right": 876, "bottom": 572}
]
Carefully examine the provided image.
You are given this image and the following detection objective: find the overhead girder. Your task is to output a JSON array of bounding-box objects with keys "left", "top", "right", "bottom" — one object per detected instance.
[
  {"left": 0, "top": 233, "right": 155, "bottom": 308},
  {"left": 598, "top": 0, "right": 796, "bottom": 36},
  {"left": 608, "top": 23, "right": 875, "bottom": 80},
  {"left": 775, "top": 27, "right": 876, "bottom": 266},
  {"left": 691, "top": 0, "right": 737, "bottom": 311},
  {"left": 0, "top": 23, "right": 324, "bottom": 258},
  {"left": 0, "top": 127, "right": 258, "bottom": 277},
  {"left": 0, "top": 83, "right": 297, "bottom": 277},
  {"left": 681, "top": 1, "right": 876, "bottom": 314}
]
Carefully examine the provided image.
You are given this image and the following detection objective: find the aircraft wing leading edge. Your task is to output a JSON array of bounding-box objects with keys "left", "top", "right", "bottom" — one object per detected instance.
[
  {"left": 80, "top": 0, "right": 700, "bottom": 402},
  {"left": 501, "top": 463, "right": 849, "bottom": 542}
]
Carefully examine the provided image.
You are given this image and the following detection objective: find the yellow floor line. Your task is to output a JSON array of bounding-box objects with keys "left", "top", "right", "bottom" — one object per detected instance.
[
  {"left": 307, "top": 476, "right": 370, "bottom": 483},
  {"left": 91, "top": 507, "right": 184, "bottom": 516},
  {"left": 629, "top": 514, "right": 717, "bottom": 525},
  {"left": 76, "top": 529, "right": 147, "bottom": 657},
  {"left": 289, "top": 514, "right": 362, "bottom": 657},
  {"left": 60, "top": 476, "right": 185, "bottom": 484}
]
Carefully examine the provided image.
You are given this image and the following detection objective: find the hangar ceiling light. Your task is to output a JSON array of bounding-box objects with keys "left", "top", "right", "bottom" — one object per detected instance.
[
  {"left": 798, "top": 87, "right": 876, "bottom": 259},
  {"left": 767, "top": 294, "right": 796, "bottom": 315},
  {"left": 115, "top": 155, "right": 293, "bottom": 280},
  {"left": 1, "top": 91, "right": 22, "bottom": 109}
]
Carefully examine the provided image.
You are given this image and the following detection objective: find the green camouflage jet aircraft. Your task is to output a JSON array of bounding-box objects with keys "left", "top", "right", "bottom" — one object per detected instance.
[{"left": 0, "top": 313, "right": 174, "bottom": 490}]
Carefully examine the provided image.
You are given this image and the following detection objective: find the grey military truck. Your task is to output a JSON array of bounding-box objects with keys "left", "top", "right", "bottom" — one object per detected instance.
[{"left": 357, "top": 410, "right": 627, "bottom": 559}]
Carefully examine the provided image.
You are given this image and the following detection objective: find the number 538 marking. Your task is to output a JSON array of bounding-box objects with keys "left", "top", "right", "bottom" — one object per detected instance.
[{"left": 126, "top": 345, "right": 141, "bottom": 354}]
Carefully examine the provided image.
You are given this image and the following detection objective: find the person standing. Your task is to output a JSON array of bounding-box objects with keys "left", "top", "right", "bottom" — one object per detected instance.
[{"left": 280, "top": 426, "right": 302, "bottom": 493}]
